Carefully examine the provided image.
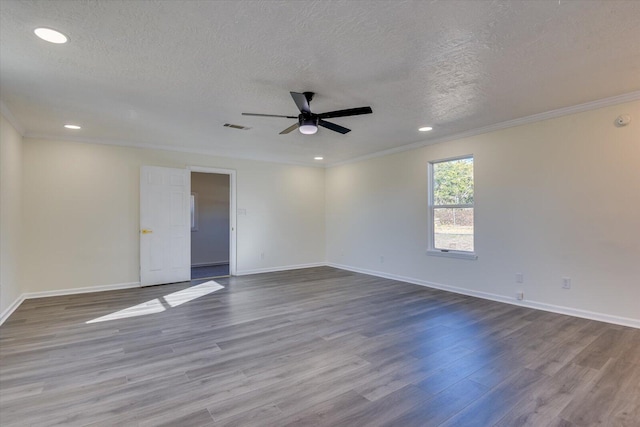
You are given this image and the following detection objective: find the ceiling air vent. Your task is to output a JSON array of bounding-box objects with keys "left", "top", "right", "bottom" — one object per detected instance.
[{"left": 224, "top": 123, "right": 251, "bottom": 130}]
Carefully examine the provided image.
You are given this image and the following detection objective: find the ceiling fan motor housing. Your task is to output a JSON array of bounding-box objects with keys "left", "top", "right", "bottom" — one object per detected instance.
[{"left": 299, "top": 115, "right": 318, "bottom": 126}]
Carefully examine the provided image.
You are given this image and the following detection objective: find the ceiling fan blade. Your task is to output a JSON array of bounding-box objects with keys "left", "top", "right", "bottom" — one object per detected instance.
[
  {"left": 242, "top": 113, "right": 298, "bottom": 118},
  {"left": 290, "top": 92, "right": 311, "bottom": 114},
  {"left": 318, "top": 119, "right": 351, "bottom": 134},
  {"left": 318, "top": 106, "right": 372, "bottom": 119},
  {"left": 279, "top": 122, "right": 299, "bottom": 134}
]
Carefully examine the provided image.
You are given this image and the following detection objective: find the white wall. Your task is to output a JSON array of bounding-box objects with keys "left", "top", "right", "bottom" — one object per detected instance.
[
  {"left": 0, "top": 114, "right": 23, "bottom": 317},
  {"left": 326, "top": 101, "right": 640, "bottom": 324},
  {"left": 10, "top": 100, "right": 640, "bottom": 327},
  {"left": 191, "top": 172, "right": 230, "bottom": 266},
  {"left": 21, "top": 139, "right": 326, "bottom": 293}
]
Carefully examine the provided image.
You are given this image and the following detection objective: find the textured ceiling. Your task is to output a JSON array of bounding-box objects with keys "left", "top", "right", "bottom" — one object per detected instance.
[{"left": 1, "top": 0, "right": 639, "bottom": 166}]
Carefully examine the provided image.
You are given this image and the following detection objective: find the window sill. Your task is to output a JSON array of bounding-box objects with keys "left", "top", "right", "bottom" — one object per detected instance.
[{"left": 426, "top": 250, "right": 478, "bottom": 260}]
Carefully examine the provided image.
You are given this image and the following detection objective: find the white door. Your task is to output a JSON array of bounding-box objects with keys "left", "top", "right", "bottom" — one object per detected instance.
[{"left": 140, "top": 166, "right": 191, "bottom": 286}]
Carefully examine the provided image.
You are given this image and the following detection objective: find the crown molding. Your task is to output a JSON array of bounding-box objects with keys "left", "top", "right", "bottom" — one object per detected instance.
[
  {"left": 17, "top": 91, "right": 640, "bottom": 169},
  {"left": 0, "top": 100, "right": 25, "bottom": 136},
  {"left": 22, "top": 133, "right": 324, "bottom": 169},
  {"left": 328, "top": 91, "right": 640, "bottom": 168}
]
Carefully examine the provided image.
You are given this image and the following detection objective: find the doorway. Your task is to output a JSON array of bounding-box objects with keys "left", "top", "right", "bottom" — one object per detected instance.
[{"left": 189, "top": 167, "right": 236, "bottom": 279}]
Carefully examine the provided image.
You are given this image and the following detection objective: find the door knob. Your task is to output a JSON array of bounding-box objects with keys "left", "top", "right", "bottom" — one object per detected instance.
[{"left": 141, "top": 229, "right": 153, "bottom": 234}]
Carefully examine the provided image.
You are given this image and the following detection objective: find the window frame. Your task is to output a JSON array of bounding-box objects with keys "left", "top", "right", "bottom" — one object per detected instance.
[{"left": 427, "top": 155, "right": 477, "bottom": 260}]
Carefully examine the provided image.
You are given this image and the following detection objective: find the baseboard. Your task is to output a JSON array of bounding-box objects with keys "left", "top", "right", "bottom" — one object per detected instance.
[
  {"left": 236, "top": 262, "right": 326, "bottom": 276},
  {"left": 22, "top": 282, "right": 141, "bottom": 299},
  {"left": 0, "top": 294, "right": 27, "bottom": 326},
  {"left": 0, "top": 282, "right": 141, "bottom": 326},
  {"left": 327, "top": 262, "right": 640, "bottom": 329},
  {"left": 191, "top": 261, "right": 229, "bottom": 267},
  {"left": 4, "top": 266, "right": 637, "bottom": 330}
]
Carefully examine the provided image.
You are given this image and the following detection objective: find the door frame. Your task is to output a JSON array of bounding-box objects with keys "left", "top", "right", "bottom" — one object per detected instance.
[{"left": 188, "top": 166, "right": 237, "bottom": 276}]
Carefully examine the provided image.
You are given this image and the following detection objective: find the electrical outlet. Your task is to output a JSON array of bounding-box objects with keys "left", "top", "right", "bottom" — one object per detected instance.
[
  {"left": 562, "top": 277, "right": 571, "bottom": 289},
  {"left": 260, "top": 252, "right": 265, "bottom": 260},
  {"left": 516, "top": 273, "right": 524, "bottom": 283},
  {"left": 516, "top": 291, "right": 524, "bottom": 300},
  {"left": 380, "top": 256, "right": 384, "bottom": 264}
]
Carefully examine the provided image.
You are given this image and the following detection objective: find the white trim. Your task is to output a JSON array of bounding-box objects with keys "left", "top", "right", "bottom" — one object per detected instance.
[
  {"left": 0, "top": 294, "right": 27, "bottom": 326},
  {"left": 22, "top": 282, "right": 141, "bottom": 299},
  {"left": 426, "top": 250, "right": 477, "bottom": 260},
  {"left": 328, "top": 91, "right": 640, "bottom": 168},
  {"left": 191, "top": 261, "right": 230, "bottom": 267},
  {"left": 0, "top": 282, "right": 140, "bottom": 326},
  {"left": 23, "top": 133, "right": 324, "bottom": 169},
  {"left": 189, "top": 166, "right": 237, "bottom": 276},
  {"left": 236, "top": 262, "right": 326, "bottom": 276},
  {"left": 432, "top": 204, "right": 474, "bottom": 209},
  {"left": 327, "top": 263, "right": 640, "bottom": 329},
  {"left": 3, "top": 266, "right": 638, "bottom": 330},
  {"left": 0, "top": 100, "right": 25, "bottom": 135},
  {"left": 21, "top": 93, "right": 639, "bottom": 170}
]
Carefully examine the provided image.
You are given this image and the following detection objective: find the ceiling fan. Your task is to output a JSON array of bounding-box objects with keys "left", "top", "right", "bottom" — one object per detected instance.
[{"left": 242, "top": 92, "right": 373, "bottom": 135}]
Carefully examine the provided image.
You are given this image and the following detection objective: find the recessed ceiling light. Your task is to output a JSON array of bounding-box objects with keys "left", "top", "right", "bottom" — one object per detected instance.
[
  {"left": 314, "top": 156, "right": 324, "bottom": 160},
  {"left": 419, "top": 126, "right": 433, "bottom": 132},
  {"left": 34, "top": 27, "right": 68, "bottom": 44},
  {"left": 64, "top": 124, "right": 81, "bottom": 130}
]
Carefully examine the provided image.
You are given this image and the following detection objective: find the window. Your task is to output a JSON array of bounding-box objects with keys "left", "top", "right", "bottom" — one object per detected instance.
[{"left": 428, "top": 156, "right": 476, "bottom": 259}]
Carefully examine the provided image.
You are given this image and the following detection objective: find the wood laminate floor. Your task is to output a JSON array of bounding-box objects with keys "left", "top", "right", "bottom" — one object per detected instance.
[
  {"left": 1, "top": 267, "right": 639, "bottom": 426},
  {"left": 191, "top": 264, "right": 230, "bottom": 280}
]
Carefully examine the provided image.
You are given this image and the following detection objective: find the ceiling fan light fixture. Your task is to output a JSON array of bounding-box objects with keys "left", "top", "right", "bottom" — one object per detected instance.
[
  {"left": 299, "top": 117, "right": 318, "bottom": 135},
  {"left": 299, "top": 124, "right": 318, "bottom": 135}
]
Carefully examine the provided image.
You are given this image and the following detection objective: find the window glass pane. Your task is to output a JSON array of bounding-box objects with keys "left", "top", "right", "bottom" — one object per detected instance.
[
  {"left": 434, "top": 208, "right": 474, "bottom": 252},
  {"left": 433, "top": 158, "right": 474, "bottom": 205}
]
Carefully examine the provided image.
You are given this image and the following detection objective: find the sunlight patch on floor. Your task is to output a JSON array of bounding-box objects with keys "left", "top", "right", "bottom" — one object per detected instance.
[
  {"left": 86, "top": 298, "right": 165, "bottom": 323},
  {"left": 85, "top": 281, "right": 223, "bottom": 323},
  {"left": 163, "top": 281, "right": 224, "bottom": 307}
]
